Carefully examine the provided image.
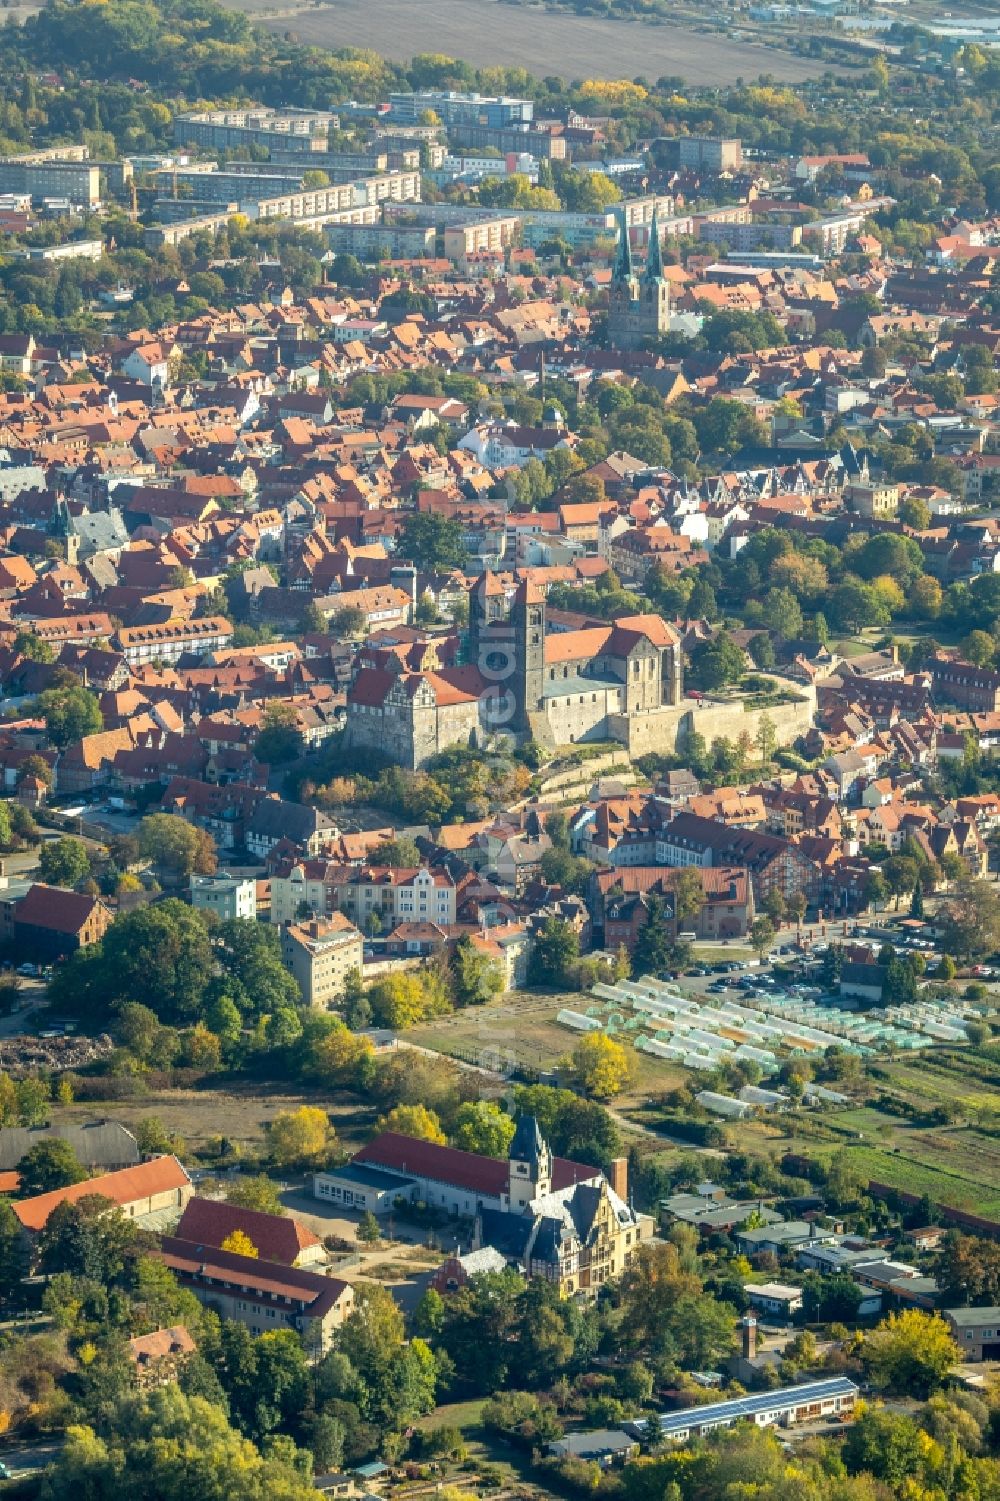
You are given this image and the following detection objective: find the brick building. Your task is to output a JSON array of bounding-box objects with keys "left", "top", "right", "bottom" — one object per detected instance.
[{"left": 13, "top": 883, "right": 112, "bottom": 959}]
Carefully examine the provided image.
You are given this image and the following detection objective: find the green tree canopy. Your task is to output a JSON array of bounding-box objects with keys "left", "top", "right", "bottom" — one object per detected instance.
[
  {"left": 36, "top": 683, "right": 102, "bottom": 747},
  {"left": 38, "top": 836, "right": 91, "bottom": 888},
  {"left": 16, "top": 1137, "right": 87, "bottom": 1197},
  {"left": 398, "top": 511, "right": 466, "bottom": 571}
]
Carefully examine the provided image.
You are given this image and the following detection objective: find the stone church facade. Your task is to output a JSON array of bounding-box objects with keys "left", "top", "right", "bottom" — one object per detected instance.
[
  {"left": 345, "top": 573, "right": 685, "bottom": 768},
  {"left": 608, "top": 205, "right": 671, "bottom": 352}
]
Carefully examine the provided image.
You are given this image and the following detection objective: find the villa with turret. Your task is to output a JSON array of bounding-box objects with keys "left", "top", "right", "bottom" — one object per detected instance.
[{"left": 313, "top": 1117, "right": 652, "bottom": 1295}]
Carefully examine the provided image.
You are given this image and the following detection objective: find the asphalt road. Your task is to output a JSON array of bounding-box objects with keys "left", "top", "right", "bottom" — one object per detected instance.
[
  {"left": 0, "top": 1441, "right": 61, "bottom": 1480},
  {"left": 0, "top": 977, "right": 49, "bottom": 1039}
]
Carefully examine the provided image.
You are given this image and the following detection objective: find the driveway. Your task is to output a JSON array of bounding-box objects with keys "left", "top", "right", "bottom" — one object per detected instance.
[{"left": 277, "top": 1187, "right": 449, "bottom": 1314}]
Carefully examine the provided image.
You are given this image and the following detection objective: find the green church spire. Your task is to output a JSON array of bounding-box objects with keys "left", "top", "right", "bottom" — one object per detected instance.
[
  {"left": 645, "top": 207, "right": 664, "bottom": 282},
  {"left": 613, "top": 203, "right": 633, "bottom": 281}
]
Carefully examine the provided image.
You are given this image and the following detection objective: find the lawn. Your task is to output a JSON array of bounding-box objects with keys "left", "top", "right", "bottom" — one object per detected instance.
[
  {"left": 409, "top": 991, "right": 690, "bottom": 1104},
  {"left": 414, "top": 1398, "right": 488, "bottom": 1433},
  {"left": 833, "top": 639, "right": 872, "bottom": 658}
]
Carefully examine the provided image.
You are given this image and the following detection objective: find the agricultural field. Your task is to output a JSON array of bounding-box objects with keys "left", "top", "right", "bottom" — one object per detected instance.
[
  {"left": 878, "top": 1055, "right": 1000, "bottom": 1120},
  {"left": 737, "top": 1048, "right": 1000, "bottom": 1221},
  {"left": 831, "top": 1144, "right": 1000, "bottom": 1221},
  {"left": 409, "top": 993, "right": 1000, "bottom": 1213},
  {"left": 221, "top": 0, "right": 827, "bottom": 85}
]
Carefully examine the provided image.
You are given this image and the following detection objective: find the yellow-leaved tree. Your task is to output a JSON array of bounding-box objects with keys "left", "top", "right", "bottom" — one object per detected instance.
[
  {"left": 571, "top": 1033, "right": 636, "bottom": 1099},
  {"left": 267, "top": 1106, "right": 335, "bottom": 1169},
  {"left": 860, "top": 1310, "right": 962, "bottom": 1397},
  {"left": 221, "top": 1230, "right": 258, "bottom": 1259},
  {"left": 377, "top": 1104, "right": 445, "bottom": 1143}
]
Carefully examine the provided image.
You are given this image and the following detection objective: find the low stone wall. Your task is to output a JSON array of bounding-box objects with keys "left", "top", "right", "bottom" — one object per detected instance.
[{"left": 538, "top": 748, "right": 632, "bottom": 797}]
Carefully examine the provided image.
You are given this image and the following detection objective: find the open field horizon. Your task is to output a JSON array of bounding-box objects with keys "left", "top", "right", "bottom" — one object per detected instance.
[{"left": 220, "top": 0, "right": 828, "bottom": 85}]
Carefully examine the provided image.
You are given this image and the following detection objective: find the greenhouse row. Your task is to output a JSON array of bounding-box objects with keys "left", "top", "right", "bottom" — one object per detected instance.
[{"left": 554, "top": 974, "right": 977, "bottom": 1074}]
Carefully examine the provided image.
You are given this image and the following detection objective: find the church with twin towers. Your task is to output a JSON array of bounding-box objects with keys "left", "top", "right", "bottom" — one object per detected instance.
[{"left": 608, "top": 204, "right": 671, "bottom": 352}]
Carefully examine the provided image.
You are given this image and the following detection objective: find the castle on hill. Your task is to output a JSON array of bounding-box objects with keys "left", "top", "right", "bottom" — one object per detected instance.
[{"left": 344, "top": 572, "right": 685, "bottom": 767}]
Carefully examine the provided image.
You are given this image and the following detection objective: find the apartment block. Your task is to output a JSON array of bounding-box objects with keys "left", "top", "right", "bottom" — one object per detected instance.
[
  {"left": 189, "top": 873, "right": 257, "bottom": 922},
  {"left": 698, "top": 218, "right": 802, "bottom": 252},
  {"left": 389, "top": 91, "right": 533, "bottom": 128},
  {"left": 115, "top": 615, "right": 234, "bottom": 667},
  {"left": 145, "top": 200, "right": 382, "bottom": 250},
  {"left": 172, "top": 109, "right": 337, "bottom": 154},
  {"left": 280, "top": 913, "right": 364, "bottom": 1008},
  {"left": 677, "top": 135, "right": 743, "bottom": 172},
  {"left": 0, "top": 160, "right": 101, "bottom": 208},
  {"left": 443, "top": 218, "right": 520, "bottom": 261},
  {"left": 325, "top": 221, "right": 436, "bottom": 259},
  {"left": 270, "top": 860, "right": 458, "bottom": 929},
  {"left": 165, "top": 168, "right": 308, "bottom": 203},
  {"left": 450, "top": 123, "right": 567, "bottom": 160},
  {"left": 845, "top": 479, "right": 900, "bottom": 519}
]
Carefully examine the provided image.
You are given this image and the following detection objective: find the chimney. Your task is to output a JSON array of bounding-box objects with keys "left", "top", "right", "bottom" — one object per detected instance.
[
  {"left": 741, "top": 1314, "right": 758, "bottom": 1360},
  {"left": 609, "top": 1157, "right": 628, "bottom": 1200}
]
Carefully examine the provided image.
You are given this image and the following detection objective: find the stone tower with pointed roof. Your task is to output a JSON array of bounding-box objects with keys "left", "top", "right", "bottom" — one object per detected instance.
[
  {"left": 608, "top": 205, "right": 671, "bottom": 352},
  {"left": 508, "top": 1115, "right": 552, "bottom": 1211}
]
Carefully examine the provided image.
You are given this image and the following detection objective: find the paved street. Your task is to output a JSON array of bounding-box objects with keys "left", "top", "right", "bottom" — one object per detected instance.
[{"left": 0, "top": 1441, "right": 62, "bottom": 1480}]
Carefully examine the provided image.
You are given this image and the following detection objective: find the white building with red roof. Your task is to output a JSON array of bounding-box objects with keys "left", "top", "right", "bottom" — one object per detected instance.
[{"left": 315, "top": 1119, "right": 652, "bottom": 1295}]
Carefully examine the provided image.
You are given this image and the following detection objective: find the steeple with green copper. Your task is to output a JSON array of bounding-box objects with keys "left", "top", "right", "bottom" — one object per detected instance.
[
  {"left": 645, "top": 206, "right": 664, "bottom": 283},
  {"left": 608, "top": 201, "right": 670, "bottom": 351},
  {"left": 613, "top": 202, "right": 634, "bottom": 282}
]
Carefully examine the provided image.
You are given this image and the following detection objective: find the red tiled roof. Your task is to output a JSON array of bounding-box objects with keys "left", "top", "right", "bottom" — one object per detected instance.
[
  {"left": 156, "top": 1236, "right": 351, "bottom": 1318},
  {"left": 14, "top": 883, "right": 109, "bottom": 936},
  {"left": 355, "top": 1131, "right": 596, "bottom": 1197},
  {"left": 174, "top": 1197, "right": 320, "bottom": 1264},
  {"left": 128, "top": 1325, "right": 196, "bottom": 1363},
  {"left": 14, "top": 1154, "right": 190, "bottom": 1231},
  {"left": 348, "top": 666, "right": 395, "bottom": 708}
]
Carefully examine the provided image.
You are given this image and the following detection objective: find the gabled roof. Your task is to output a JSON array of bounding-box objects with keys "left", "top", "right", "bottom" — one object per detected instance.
[
  {"left": 0, "top": 1121, "right": 138, "bottom": 1172},
  {"left": 355, "top": 1131, "right": 596, "bottom": 1199},
  {"left": 156, "top": 1236, "right": 351, "bottom": 1318},
  {"left": 14, "top": 883, "right": 109, "bottom": 936},
  {"left": 175, "top": 1196, "right": 320, "bottom": 1264},
  {"left": 128, "top": 1326, "right": 197, "bottom": 1363},
  {"left": 14, "top": 1154, "right": 191, "bottom": 1231}
]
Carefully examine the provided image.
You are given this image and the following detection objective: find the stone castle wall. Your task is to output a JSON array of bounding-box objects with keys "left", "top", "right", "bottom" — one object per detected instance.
[{"left": 608, "top": 685, "right": 817, "bottom": 759}]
